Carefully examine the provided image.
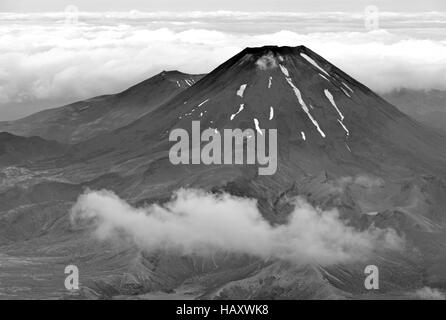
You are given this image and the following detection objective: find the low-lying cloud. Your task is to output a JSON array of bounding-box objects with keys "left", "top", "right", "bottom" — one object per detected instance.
[
  {"left": 327, "top": 174, "right": 385, "bottom": 194},
  {"left": 413, "top": 287, "right": 445, "bottom": 300},
  {"left": 70, "top": 188, "right": 403, "bottom": 266},
  {"left": 1, "top": 11, "right": 446, "bottom": 120}
]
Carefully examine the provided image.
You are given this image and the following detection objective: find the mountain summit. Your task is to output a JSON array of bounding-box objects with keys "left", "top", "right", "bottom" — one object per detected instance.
[{"left": 74, "top": 45, "right": 446, "bottom": 182}]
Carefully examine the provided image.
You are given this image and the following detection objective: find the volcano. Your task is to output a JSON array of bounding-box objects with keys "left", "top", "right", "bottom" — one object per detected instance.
[
  {"left": 1, "top": 46, "right": 446, "bottom": 300},
  {"left": 66, "top": 46, "right": 446, "bottom": 187}
]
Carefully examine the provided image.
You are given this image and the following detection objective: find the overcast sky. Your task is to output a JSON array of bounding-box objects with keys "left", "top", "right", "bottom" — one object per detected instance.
[
  {"left": 0, "top": 1, "right": 445, "bottom": 120},
  {"left": 1, "top": 0, "right": 445, "bottom": 12}
]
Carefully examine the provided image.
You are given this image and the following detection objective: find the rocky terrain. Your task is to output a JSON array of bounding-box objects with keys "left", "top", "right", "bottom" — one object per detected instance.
[{"left": 0, "top": 45, "right": 445, "bottom": 300}]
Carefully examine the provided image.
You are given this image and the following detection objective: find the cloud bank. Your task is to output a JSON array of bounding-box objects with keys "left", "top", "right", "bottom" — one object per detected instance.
[
  {"left": 1, "top": 11, "right": 446, "bottom": 119},
  {"left": 413, "top": 287, "right": 445, "bottom": 300},
  {"left": 70, "top": 188, "right": 403, "bottom": 266}
]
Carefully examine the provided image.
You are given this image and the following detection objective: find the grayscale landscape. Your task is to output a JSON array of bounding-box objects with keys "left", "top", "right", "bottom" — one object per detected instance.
[{"left": 0, "top": 1, "right": 445, "bottom": 300}]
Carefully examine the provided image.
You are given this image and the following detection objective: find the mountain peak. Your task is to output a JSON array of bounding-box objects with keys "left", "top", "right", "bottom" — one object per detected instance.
[
  {"left": 199, "top": 45, "right": 336, "bottom": 87},
  {"left": 230, "top": 45, "right": 316, "bottom": 67},
  {"left": 241, "top": 45, "right": 307, "bottom": 55},
  {"left": 159, "top": 70, "right": 187, "bottom": 77},
  {"left": 130, "top": 44, "right": 409, "bottom": 161},
  {"left": 155, "top": 70, "right": 204, "bottom": 88},
  {"left": 71, "top": 44, "right": 446, "bottom": 182}
]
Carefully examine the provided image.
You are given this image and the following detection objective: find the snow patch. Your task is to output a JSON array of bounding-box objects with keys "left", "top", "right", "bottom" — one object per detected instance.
[
  {"left": 325, "top": 89, "right": 350, "bottom": 137},
  {"left": 324, "top": 89, "right": 344, "bottom": 121},
  {"left": 341, "top": 87, "right": 351, "bottom": 98},
  {"left": 301, "top": 131, "right": 306, "bottom": 141},
  {"left": 230, "top": 104, "right": 244, "bottom": 121},
  {"left": 237, "top": 84, "right": 247, "bottom": 98},
  {"left": 338, "top": 119, "right": 350, "bottom": 136},
  {"left": 198, "top": 99, "right": 209, "bottom": 107},
  {"left": 300, "top": 53, "right": 330, "bottom": 77},
  {"left": 254, "top": 118, "right": 263, "bottom": 136},
  {"left": 319, "top": 73, "right": 329, "bottom": 81},
  {"left": 279, "top": 64, "right": 290, "bottom": 77},
  {"left": 342, "top": 82, "right": 354, "bottom": 93},
  {"left": 279, "top": 64, "right": 326, "bottom": 138}
]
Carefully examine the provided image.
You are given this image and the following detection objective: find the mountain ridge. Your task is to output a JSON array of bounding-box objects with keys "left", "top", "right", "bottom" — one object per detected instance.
[{"left": 0, "top": 71, "right": 205, "bottom": 144}]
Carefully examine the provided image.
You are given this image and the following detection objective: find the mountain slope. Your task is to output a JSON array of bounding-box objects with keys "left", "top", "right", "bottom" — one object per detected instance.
[
  {"left": 383, "top": 88, "right": 446, "bottom": 133},
  {"left": 68, "top": 45, "right": 446, "bottom": 186},
  {"left": 1, "top": 46, "right": 446, "bottom": 300},
  {"left": 0, "top": 71, "right": 204, "bottom": 144},
  {"left": 0, "top": 132, "right": 65, "bottom": 167}
]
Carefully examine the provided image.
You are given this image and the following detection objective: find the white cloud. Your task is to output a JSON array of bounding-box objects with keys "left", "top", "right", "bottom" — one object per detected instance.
[
  {"left": 413, "top": 287, "right": 445, "bottom": 300},
  {"left": 256, "top": 52, "right": 278, "bottom": 70},
  {"left": 325, "top": 174, "right": 385, "bottom": 193},
  {"left": 1, "top": 11, "right": 446, "bottom": 119},
  {"left": 70, "top": 188, "right": 403, "bottom": 266}
]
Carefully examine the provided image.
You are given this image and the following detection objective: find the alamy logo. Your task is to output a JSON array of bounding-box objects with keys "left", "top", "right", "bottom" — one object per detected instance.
[
  {"left": 364, "top": 5, "right": 380, "bottom": 31},
  {"left": 64, "top": 5, "right": 79, "bottom": 27},
  {"left": 169, "top": 121, "right": 277, "bottom": 175},
  {"left": 64, "top": 265, "right": 79, "bottom": 290},
  {"left": 364, "top": 265, "right": 379, "bottom": 290}
]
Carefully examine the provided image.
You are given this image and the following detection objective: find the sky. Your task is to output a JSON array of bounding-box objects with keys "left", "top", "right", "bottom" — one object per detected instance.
[
  {"left": 1, "top": 0, "right": 445, "bottom": 12},
  {"left": 0, "top": 1, "right": 446, "bottom": 120}
]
